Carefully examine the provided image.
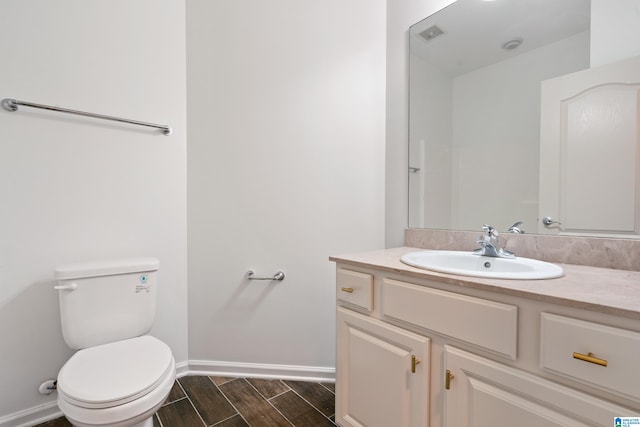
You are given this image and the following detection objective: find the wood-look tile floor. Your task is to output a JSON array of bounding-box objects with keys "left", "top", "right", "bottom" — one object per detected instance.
[{"left": 34, "top": 376, "right": 337, "bottom": 427}]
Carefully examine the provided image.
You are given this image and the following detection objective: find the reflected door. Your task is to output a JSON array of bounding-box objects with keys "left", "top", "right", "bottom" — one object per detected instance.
[{"left": 539, "top": 55, "right": 640, "bottom": 236}]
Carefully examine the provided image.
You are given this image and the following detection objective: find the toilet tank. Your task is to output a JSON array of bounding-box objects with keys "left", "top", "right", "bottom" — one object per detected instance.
[{"left": 55, "top": 258, "right": 159, "bottom": 350}]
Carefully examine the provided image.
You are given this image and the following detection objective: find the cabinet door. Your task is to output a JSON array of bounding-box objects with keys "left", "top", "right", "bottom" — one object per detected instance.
[
  {"left": 336, "top": 307, "right": 430, "bottom": 427},
  {"left": 444, "top": 346, "right": 635, "bottom": 427}
]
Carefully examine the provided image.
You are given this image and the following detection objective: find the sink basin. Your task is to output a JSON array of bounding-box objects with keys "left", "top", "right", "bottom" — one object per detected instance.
[{"left": 400, "top": 250, "right": 564, "bottom": 280}]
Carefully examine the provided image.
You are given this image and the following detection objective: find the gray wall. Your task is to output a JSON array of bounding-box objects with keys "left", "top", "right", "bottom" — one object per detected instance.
[{"left": 186, "top": 0, "right": 386, "bottom": 377}]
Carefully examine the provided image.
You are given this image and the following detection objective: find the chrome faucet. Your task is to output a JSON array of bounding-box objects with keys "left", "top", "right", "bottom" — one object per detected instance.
[{"left": 474, "top": 225, "right": 516, "bottom": 259}]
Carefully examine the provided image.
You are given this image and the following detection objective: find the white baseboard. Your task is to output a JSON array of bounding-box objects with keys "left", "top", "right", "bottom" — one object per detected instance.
[
  {"left": 175, "top": 359, "right": 190, "bottom": 378},
  {"left": 0, "top": 401, "right": 61, "bottom": 427},
  {"left": 0, "top": 360, "right": 335, "bottom": 427},
  {"left": 186, "top": 359, "right": 336, "bottom": 383}
]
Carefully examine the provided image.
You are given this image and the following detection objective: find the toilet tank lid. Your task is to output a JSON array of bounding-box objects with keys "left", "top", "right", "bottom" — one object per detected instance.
[{"left": 55, "top": 257, "right": 159, "bottom": 280}]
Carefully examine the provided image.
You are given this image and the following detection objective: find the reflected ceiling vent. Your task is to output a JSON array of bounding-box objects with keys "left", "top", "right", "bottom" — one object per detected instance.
[
  {"left": 419, "top": 25, "right": 445, "bottom": 42},
  {"left": 502, "top": 38, "right": 523, "bottom": 50}
]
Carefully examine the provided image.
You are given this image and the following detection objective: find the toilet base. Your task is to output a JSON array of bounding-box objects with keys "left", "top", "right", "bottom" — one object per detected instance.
[
  {"left": 68, "top": 416, "right": 154, "bottom": 427},
  {"left": 130, "top": 417, "right": 154, "bottom": 427}
]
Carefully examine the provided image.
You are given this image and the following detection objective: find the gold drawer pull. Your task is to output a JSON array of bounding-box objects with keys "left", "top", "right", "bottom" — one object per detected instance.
[
  {"left": 341, "top": 287, "right": 354, "bottom": 293},
  {"left": 445, "top": 369, "right": 455, "bottom": 390},
  {"left": 411, "top": 355, "right": 421, "bottom": 373},
  {"left": 572, "top": 352, "right": 608, "bottom": 367}
]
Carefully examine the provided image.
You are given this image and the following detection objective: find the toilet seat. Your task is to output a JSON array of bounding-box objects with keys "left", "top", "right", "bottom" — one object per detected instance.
[{"left": 58, "top": 335, "right": 173, "bottom": 409}]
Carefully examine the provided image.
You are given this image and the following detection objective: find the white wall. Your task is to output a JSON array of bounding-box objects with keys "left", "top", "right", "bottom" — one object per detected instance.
[
  {"left": 0, "top": 1, "right": 188, "bottom": 424},
  {"left": 386, "top": 0, "right": 456, "bottom": 247},
  {"left": 186, "top": 0, "right": 386, "bottom": 376},
  {"left": 591, "top": 0, "right": 640, "bottom": 67}
]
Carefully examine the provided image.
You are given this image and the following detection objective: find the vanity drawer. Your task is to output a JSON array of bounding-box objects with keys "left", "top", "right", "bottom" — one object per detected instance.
[
  {"left": 540, "top": 312, "right": 640, "bottom": 403},
  {"left": 382, "top": 278, "right": 517, "bottom": 359},
  {"left": 336, "top": 268, "right": 373, "bottom": 311}
]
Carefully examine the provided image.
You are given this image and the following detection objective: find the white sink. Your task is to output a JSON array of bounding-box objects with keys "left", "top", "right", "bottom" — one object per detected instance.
[{"left": 400, "top": 250, "right": 564, "bottom": 280}]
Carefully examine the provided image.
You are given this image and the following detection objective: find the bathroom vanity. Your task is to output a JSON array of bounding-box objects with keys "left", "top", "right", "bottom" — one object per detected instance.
[{"left": 331, "top": 247, "right": 640, "bottom": 426}]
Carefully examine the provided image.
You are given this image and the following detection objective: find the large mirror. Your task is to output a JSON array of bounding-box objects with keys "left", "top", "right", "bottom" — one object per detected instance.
[{"left": 408, "top": 0, "right": 640, "bottom": 237}]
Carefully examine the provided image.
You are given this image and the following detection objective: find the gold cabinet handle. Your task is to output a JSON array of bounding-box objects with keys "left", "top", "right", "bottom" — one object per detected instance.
[
  {"left": 445, "top": 369, "right": 455, "bottom": 390},
  {"left": 572, "top": 352, "right": 608, "bottom": 367},
  {"left": 341, "top": 287, "right": 354, "bottom": 293},
  {"left": 411, "top": 355, "right": 421, "bottom": 373}
]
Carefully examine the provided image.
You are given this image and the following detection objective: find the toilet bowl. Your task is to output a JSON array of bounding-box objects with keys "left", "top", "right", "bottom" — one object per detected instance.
[{"left": 57, "top": 336, "right": 175, "bottom": 427}]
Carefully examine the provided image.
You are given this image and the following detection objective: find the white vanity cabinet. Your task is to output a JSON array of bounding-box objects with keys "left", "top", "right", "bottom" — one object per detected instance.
[
  {"left": 332, "top": 253, "right": 640, "bottom": 427},
  {"left": 336, "top": 307, "right": 430, "bottom": 427},
  {"left": 335, "top": 268, "right": 430, "bottom": 427},
  {"left": 444, "top": 346, "right": 632, "bottom": 426}
]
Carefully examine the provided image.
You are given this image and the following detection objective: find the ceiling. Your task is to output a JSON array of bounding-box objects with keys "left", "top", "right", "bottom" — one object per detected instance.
[{"left": 410, "top": 0, "right": 591, "bottom": 76}]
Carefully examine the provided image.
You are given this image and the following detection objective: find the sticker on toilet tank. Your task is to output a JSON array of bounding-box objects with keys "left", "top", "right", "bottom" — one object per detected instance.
[{"left": 135, "top": 274, "right": 150, "bottom": 293}]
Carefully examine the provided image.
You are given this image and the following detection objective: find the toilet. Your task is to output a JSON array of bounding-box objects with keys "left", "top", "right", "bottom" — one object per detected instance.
[{"left": 54, "top": 258, "right": 175, "bottom": 427}]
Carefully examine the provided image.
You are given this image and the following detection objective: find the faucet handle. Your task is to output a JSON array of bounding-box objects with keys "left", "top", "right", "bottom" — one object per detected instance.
[
  {"left": 508, "top": 221, "right": 525, "bottom": 234},
  {"left": 482, "top": 224, "right": 498, "bottom": 238}
]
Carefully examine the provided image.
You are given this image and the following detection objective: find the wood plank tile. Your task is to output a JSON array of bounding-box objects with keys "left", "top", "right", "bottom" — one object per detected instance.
[
  {"left": 32, "top": 417, "right": 73, "bottom": 427},
  {"left": 320, "top": 382, "right": 335, "bottom": 393},
  {"left": 219, "top": 379, "right": 292, "bottom": 427},
  {"left": 283, "top": 381, "right": 335, "bottom": 417},
  {"left": 164, "top": 380, "right": 186, "bottom": 404},
  {"left": 214, "top": 414, "right": 251, "bottom": 427},
  {"left": 270, "top": 390, "right": 336, "bottom": 427},
  {"left": 210, "top": 375, "right": 237, "bottom": 386},
  {"left": 157, "top": 398, "right": 204, "bottom": 427},
  {"left": 247, "top": 378, "right": 290, "bottom": 399},
  {"left": 180, "top": 376, "right": 237, "bottom": 426},
  {"left": 33, "top": 377, "right": 333, "bottom": 427}
]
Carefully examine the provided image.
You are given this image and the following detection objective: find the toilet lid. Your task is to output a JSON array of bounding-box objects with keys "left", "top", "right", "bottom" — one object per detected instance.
[{"left": 58, "top": 335, "right": 174, "bottom": 408}]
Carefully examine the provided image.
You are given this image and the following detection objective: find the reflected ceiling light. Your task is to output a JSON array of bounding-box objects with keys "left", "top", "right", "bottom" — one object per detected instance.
[{"left": 502, "top": 38, "right": 523, "bottom": 50}]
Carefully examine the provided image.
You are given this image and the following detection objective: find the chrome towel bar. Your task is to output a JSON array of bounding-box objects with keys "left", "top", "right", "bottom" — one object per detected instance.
[
  {"left": 2, "top": 98, "right": 172, "bottom": 135},
  {"left": 247, "top": 270, "right": 285, "bottom": 281}
]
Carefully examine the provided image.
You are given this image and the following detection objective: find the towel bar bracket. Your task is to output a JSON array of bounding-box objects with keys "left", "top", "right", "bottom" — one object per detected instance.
[{"left": 3, "top": 99, "right": 18, "bottom": 112}]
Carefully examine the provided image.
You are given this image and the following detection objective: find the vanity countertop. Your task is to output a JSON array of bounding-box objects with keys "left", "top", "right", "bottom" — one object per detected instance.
[{"left": 330, "top": 247, "right": 640, "bottom": 320}]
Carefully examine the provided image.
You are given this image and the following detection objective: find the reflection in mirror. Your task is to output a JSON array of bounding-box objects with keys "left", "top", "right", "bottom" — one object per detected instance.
[
  {"left": 408, "top": 0, "right": 591, "bottom": 233},
  {"left": 538, "top": 58, "right": 640, "bottom": 237}
]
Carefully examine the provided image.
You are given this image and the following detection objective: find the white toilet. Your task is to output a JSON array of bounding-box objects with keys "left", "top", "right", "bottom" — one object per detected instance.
[{"left": 54, "top": 258, "right": 175, "bottom": 427}]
